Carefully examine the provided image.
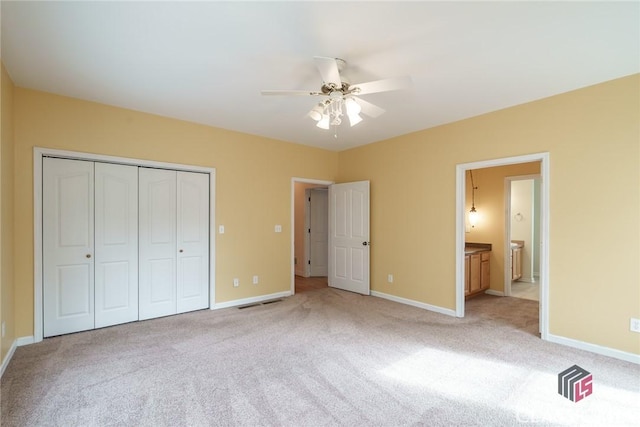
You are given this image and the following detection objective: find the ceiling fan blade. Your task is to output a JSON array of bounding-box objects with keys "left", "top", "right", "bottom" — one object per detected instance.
[
  {"left": 351, "top": 76, "right": 412, "bottom": 95},
  {"left": 313, "top": 56, "right": 342, "bottom": 88},
  {"left": 261, "top": 90, "right": 322, "bottom": 96},
  {"left": 354, "top": 97, "right": 385, "bottom": 118}
]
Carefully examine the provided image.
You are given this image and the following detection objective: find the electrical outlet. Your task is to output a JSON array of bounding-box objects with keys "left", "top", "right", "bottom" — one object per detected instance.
[
  {"left": 233, "top": 278, "right": 239, "bottom": 287},
  {"left": 630, "top": 318, "right": 640, "bottom": 333},
  {"left": 253, "top": 275, "right": 259, "bottom": 285},
  {"left": 275, "top": 225, "right": 282, "bottom": 233},
  {"left": 388, "top": 274, "right": 394, "bottom": 283}
]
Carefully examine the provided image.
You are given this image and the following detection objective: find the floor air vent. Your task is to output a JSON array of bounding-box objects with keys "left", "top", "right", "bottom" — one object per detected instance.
[{"left": 238, "top": 299, "right": 283, "bottom": 309}]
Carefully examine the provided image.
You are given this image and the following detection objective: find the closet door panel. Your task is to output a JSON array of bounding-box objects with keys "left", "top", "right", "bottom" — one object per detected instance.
[
  {"left": 139, "top": 168, "right": 177, "bottom": 320},
  {"left": 177, "top": 172, "right": 209, "bottom": 313},
  {"left": 94, "top": 163, "right": 139, "bottom": 328},
  {"left": 43, "top": 158, "right": 95, "bottom": 337}
]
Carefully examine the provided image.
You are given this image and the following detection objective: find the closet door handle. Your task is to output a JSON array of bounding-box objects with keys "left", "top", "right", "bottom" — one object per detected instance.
[
  {"left": 86, "top": 254, "right": 92, "bottom": 258},
  {"left": 179, "top": 249, "right": 184, "bottom": 253}
]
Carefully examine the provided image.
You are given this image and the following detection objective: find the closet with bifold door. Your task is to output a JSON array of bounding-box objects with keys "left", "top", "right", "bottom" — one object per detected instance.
[
  {"left": 42, "top": 157, "right": 210, "bottom": 338},
  {"left": 138, "top": 167, "right": 210, "bottom": 320}
]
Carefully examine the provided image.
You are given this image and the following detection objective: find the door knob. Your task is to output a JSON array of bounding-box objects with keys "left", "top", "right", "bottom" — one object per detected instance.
[
  {"left": 362, "top": 242, "right": 370, "bottom": 246},
  {"left": 86, "top": 254, "right": 91, "bottom": 258},
  {"left": 179, "top": 249, "right": 184, "bottom": 253}
]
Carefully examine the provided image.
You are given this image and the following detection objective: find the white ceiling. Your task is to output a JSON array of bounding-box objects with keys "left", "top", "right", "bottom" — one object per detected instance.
[{"left": 2, "top": 1, "right": 638, "bottom": 151}]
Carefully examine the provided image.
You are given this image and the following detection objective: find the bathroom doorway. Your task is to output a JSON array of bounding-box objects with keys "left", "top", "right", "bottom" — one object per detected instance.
[
  {"left": 456, "top": 152, "right": 549, "bottom": 340},
  {"left": 506, "top": 175, "right": 541, "bottom": 301}
]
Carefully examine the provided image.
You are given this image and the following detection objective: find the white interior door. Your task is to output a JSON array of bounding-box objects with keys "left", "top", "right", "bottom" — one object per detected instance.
[
  {"left": 176, "top": 171, "right": 209, "bottom": 313},
  {"left": 328, "top": 181, "right": 370, "bottom": 295},
  {"left": 309, "top": 188, "right": 328, "bottom": 277},
  {"left": 139, "top": 168, "right": 177, "bottom": 320},
  {"left": 94, "top": 162, "right": 139, "bottom": 328},
  {"left": 43, "top": 158, "right": 95, "bottom": 337}
]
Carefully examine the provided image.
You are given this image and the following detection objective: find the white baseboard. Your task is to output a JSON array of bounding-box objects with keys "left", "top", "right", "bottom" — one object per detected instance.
[
  {"left": 547, "top": 333, "right": 640, "bottom": 365},
  {"left": 17, "top": 336, "right": 35, "bottom": 346},
  {"left": 0, "top": 339, "right": 18, "bottom": 378},
  {"left": 212, "top": 291, "right": 292, "bottom": 310},
  {"left": 371, "top": 291, "right": 456, "bottom": 317},
  {"left": 485, "top": 289, "right": 505, "bottom": 296}
]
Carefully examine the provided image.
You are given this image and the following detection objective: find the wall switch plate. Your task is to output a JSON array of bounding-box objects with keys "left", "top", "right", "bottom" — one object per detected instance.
[
  {"left": 219, "top": 225, "right": 225, "bottom": 234},
  {"left": 233, "top": 278, "right": 239, "bottom": 287},
  {"left": 275, "top": 225, "right": 282, "bottom": 233},
  {"left": 388, "top": 274, "right": 394, "bottom": 283},
  {"left": 253, "top": 275, "right": 259, "bottom": 285},
  {"left": 631, "top": 318, "right": 640, "bottom": 333}
]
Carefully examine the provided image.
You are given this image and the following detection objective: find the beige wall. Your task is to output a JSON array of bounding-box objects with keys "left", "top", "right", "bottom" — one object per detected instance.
[
  {"left": 466, "top": 162, "right": 541, "bottom": 292},
  {"left": 1, "top": 64, "right": 16, "bottom": 364},
  {"left": 6, "top": 74, "right": 639, "bottom": 357},
  {"left": 338, "top": 74, "right": 639, "bottom": 354},
  {"left": 13, "top": 88, "right": 339, "bottom": 337}
]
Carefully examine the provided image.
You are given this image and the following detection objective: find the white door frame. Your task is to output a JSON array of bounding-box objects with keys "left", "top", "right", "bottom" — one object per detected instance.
[
  {"left": 455, "top": 152, "right": 550, "bottom": 340},
  {"left": 34, "top": 147, "right": 216, "bottom": 343},
  {"left": 290, "top": 177, "right": 333, "bottom": 295},
  {"left": 504, "top": 174, "right": 540, "bottom": 297}
]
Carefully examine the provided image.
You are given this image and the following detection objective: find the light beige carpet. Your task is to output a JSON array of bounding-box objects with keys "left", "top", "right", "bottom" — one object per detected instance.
[{"left": 1, "top": 288, "right": 638, "bottom": 426}]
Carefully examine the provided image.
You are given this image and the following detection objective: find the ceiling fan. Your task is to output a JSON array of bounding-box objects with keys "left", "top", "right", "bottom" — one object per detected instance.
[{"left": 261, "top": 56, "right": 412, "bottom": 130}]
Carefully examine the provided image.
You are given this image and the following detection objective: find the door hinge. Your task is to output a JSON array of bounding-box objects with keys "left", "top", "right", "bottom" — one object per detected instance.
[
  {"left": 308, "top": 260, "right": 311, "bottom": 265},
  {"left": 308, "top": 197, "right": 311, "bottom": 202},
  {"left": 308, "top": 228, "right": 311, "bottom": 233}
]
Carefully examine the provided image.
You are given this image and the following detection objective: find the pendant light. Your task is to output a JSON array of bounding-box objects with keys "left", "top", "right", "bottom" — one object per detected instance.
[{"left": 469, "top": 170, "right": 479, "bottom": 228}]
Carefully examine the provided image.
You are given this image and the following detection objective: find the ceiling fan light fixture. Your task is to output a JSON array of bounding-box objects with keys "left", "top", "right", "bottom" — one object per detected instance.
[
  {"left": 348, "top": 112, "right": 363, "bottom": 127},
  {"left": 261, "top": 56, "right": 412, "bottom": 136},
  {"left": 345, "top": 97, "right": 362, "bottom": 116},
  {"left": 308, "top": 104, "right": 325, "bottom": 121},
  {"left": 316, "top": 114, "right": 330, "bottom": 129}
]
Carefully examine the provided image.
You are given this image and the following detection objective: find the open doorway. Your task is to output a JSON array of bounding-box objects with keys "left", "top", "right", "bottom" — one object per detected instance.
[
  {"left": 456, "top": 153, "right": 549, "bottom": 340},
  {"left": 291, "top": 178, "right": 332, "bottom": 294},
  {"left": 506, "top": 175, "right": 541, "bottom": 301}
]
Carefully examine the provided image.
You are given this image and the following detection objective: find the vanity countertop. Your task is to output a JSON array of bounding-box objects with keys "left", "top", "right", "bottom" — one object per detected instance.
[{"left": 464, "top": 242, "right": 492, "bottom": 255}]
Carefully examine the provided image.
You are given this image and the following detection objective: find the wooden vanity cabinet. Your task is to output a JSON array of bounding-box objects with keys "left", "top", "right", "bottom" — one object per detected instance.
[
  {"left": 511, "top": 246, "right": 522, "bottom": 281},
  {"left": 480, "top": 251, "right": 490, "bottom": 289},
  {"left": 465, "top": 248, "right": 490, "bottom": 298},
  {"left": 469, "top": 253, "right": 481, "bottom": 293},
  {"left": 464, "top": 256, "right": 470, "bottom": 296}
]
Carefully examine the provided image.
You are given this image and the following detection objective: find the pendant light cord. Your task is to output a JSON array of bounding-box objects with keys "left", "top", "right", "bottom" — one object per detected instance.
[{"left": 470, "top": 170, "right": 477, "bottom": 207}]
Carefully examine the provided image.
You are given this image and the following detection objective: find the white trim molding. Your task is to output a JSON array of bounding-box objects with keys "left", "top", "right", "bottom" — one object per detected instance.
[
  {"left": 484, "top": 290, "right": 505, "bottom": 297},
  {"left": 16, "top": 336, "right": 35, "bottom": 346},
  {"left": 33, "top": 147, "right": 216, "bottom": 343},
  {"left": 371, "top": 291, "right": 457, "bottom": 317},
  {"left": 212, "top": 291, "right": 292, "bottom": 310},
  {"left": 547, "top": 333, "right": 640, "bottom": 365},
  {"left": 0, "top": 340, "right": 18, "bottom": 378},
  {"left": 1, "top": 336, "right": 38, "bottom": 378}
]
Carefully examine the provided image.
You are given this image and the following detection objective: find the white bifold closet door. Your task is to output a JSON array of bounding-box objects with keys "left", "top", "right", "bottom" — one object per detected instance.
[
  {"left": 43, "top": 158, "right": 138, "bottom": 337},
  {"left": 94, "top": 162, "right": 139, "bottom": 328},
  {"left": 139, "top": 168, "right": 209, "bottom": 320}
]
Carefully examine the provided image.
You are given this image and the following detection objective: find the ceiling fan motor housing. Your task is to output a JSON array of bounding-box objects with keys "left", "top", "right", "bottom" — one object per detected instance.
[{"left": 321, "top": 81, "right": 352, "bottom": 95}]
